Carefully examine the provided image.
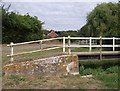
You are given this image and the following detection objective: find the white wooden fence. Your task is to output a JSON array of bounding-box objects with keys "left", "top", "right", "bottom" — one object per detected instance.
[{"left": 7, "top": 36, "right": 120, "bottom": 62}]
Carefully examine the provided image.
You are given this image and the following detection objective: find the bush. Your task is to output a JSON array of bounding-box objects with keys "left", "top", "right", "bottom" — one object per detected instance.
[
  {"left": 80, "top": 67, "right": 105, "bottom": 75},
  {"left": 80, "top": 65, "right": 85, "bottom": 74},
  {"left": 2, "top": 6, "right": 44, "bottom": 43},
  {"left": 80, "top": 68, "right": 93, "bottom": 75},
  {"left": 79, "top": 60, "right": 119, "bottom": 69},
  {"left": 106, "top": 66, "right": 118, "bottom": 73}
]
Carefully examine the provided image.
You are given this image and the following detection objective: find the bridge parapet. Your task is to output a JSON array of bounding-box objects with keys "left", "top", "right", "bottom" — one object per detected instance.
[{"left": 3, "top": 55, "right": 79, "bottom": 76}]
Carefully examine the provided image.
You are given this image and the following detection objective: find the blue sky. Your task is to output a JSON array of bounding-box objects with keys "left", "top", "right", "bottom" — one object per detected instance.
[{"left": 2, "top": 0, "right": 118, "bottom": 31}]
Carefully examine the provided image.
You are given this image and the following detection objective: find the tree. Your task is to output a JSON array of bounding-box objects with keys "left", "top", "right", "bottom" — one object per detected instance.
[
  {"left": 2, "top": 5, "right": 44, "bottom": 43},
  {"left": 78, "top": 2, "right": 119, "bottom": 37}
]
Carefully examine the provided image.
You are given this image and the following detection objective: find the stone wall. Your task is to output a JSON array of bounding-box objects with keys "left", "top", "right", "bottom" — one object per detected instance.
[{"left": 3, "top": 55, "right": 79, "bottom": 75}]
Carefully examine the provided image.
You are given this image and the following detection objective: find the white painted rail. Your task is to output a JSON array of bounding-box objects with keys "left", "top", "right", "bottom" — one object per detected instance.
[
  {"left": 7, "top": 36, "right": 120, "bottom": 62},
  {"left": 7, "top": 37, "right": 63, "bottom": 62},
  {"left": 66, "top": 36, "right": 120, "bottom": 54}
]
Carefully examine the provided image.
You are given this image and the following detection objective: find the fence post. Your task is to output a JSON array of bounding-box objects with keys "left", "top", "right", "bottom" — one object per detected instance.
[
  {"left": 89, "top": 37, "right": 92, "bottom": 52},
  {"left": 113, "top": 37, "right": 115, "bottom": 51},
  {"left": 68, "top": 36, "right": 71, "bottom": 55},
  {"left": 10, "top": 42, "right": 14, "bottom": 62},
  {"left": 100, "top": 36, "right": 102, "bottom": 60},
  {"left": 40, "top": 40, "right": 42, "bottom": 49},
  {"left": 63, "top": 37, "right": 65, "bottom": 53}
]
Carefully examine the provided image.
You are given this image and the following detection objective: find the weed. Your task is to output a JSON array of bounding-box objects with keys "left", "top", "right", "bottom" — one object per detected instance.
[
  {"left": 0, "top": 74, "right": 2, "bottom": 77},
  {"left": 81, "top": 68, "right": 93, "bottom": 75},
  {"left": 0, "top": 73, "right": 4, "bottom": 77},
  {"left": 96, "top": 73, "right": 118, "bottom": 88},
  {"left": 60, "top": 75, "right": 69, "bottom": 78},
  {"left": 5, "top": 82, "right": 14, "bottom": 86},
  {"left": 87, "top": 80, "right": 93, "bottom": 84},
  {"left": 78, "top": 85, "right": 84, "bottom": 89},
  {"left": 79, "top": 65, "right": 85, "bottom": 74},
  {"left": 38, "top": 75, "right": 44, "bottom": 79},
  {"left": 42, "top": 79, "right": 47, "bottom": 82},
  {"left": 106, "top": 66, "right": 118, "bottom": 73},
  {"left": 9, "top": 75, "right": 27, "bottom": 84}
]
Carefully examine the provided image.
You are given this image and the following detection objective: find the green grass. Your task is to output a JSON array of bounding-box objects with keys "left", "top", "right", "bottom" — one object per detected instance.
[
  {"left": 80, "top": 66, "right": 119, "bottom": 88},
  {"left": 79, "top": 60, "right": 119, "bottom": 88},
  {"left": 71, "top": 47, "right": 102, "bottom": 52},
  {"left": 96, "top": 73, "right": 118, "bottom": 88},
  {"left": 2, "top": 44, "right": 63, "bottom": 65}
]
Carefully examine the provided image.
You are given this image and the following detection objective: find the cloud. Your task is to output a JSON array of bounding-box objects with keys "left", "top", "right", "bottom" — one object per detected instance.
[
  {"left": 2, "top": 1, "right": 118, "bottom": 31},
  {"left": 3, "top": 0, "right": 118, "bottom": 3}
]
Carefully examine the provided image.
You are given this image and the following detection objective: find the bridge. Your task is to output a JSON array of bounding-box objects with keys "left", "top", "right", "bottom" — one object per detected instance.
[{"left": 4, "top": 36, "right": 120, "bottom": 75}]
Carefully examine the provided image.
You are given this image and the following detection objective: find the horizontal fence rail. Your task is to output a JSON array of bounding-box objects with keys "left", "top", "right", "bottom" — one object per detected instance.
[
  {"left": 7, "top": 36, "right": 120, "bottom": 62},
  {"left": 7, "top": 37, "right": 63, "bottom": 46},
  {"left": 7, "top": 37, "right": 63, "bottom": 62}
]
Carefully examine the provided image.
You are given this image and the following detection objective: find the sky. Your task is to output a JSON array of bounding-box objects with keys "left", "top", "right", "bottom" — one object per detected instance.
[{"left": 2, "top": 0, "right": 118, "bottom": 31}]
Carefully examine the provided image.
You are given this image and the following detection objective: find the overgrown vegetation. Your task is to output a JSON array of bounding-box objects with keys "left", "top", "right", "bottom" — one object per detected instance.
[{"left": 79, "top": 60, "right": 119, "bottom": 88}]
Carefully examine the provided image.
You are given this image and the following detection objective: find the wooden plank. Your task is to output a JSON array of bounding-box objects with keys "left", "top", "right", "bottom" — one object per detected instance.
[
  {"left": 66, "top": 45, "right": 89, "bottom": 48},
  {"left": 115, "top": 45, "right": 120, "bottom": 47},
  {"left": 68, "top": 36, "right": 71, "bottom": 54},
  {"left": 63, "top": 37, "right": 66, "bottom": 52},
  {"left": 7, "top": 37, "right": 63, "bottom": 46},
  {"left": 72, "top": 51, "right": 120, "bottom": 55},
  {"left": 70, "top": 37, "right": 89, "bottom": 39},
  {"left": 115, "top": 38, "right": 120, "bottom": 40},
  {"left": 66, "top": 45, "right": 119, "bottom": 48},
  {"left": 89, "top": 37, "right": 92, "bottom": 52},
  {"left": 7, "top": 40, "right": 41, "bottom": 46},
  {"left": 10, "top": 42, "right": 14, "bottom": 62}
]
